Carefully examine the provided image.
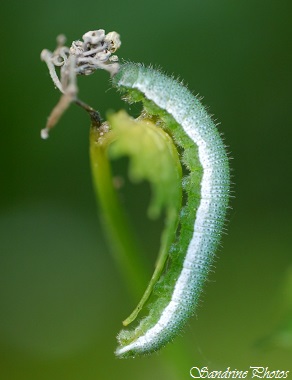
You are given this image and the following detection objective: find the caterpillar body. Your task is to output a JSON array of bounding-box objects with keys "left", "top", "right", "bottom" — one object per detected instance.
[{"left": 112, "top": 63, "right": 230, "bottom": 358}]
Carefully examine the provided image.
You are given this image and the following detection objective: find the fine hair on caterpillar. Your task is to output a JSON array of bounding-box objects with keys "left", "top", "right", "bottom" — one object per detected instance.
[{"left": 111, "top": 63, "right": 230, "bottom": 358}]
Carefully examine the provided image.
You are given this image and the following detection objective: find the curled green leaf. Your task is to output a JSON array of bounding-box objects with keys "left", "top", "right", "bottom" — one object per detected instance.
[{"left": 90, "top": 110, "right": 182, "bottom": 325}]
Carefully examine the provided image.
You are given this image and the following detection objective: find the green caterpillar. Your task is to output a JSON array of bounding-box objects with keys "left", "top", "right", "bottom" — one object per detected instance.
[{"left": 112, "top": 63, "right": 230, "bottom": 358}]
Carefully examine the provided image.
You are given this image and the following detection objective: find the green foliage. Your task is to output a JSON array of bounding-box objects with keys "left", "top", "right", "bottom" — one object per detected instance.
[
  {"left": 90, "top": 110, "right": 182, "bottom": 322},
  {"left": 107, "top": 111, "right": 182, "bottom": 220}
]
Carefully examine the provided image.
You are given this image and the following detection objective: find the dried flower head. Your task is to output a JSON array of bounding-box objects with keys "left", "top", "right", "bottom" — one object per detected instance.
[{"left": 40, "top": 29, "right": 121, "bottom": 138}]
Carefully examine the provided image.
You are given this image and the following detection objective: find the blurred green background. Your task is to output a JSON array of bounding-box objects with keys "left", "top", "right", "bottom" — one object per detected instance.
[{"left": 1, "top": 0, "right": 292, "bottom": 379}]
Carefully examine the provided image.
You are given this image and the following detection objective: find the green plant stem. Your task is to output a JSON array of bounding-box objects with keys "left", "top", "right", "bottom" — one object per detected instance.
[{"left": 89, "top": 127, "right": 149, "bottom": 300}]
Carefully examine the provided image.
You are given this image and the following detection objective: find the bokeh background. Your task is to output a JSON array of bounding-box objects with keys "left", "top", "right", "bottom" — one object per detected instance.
[{"left": 1, "top": 0, "right": 291, "bottom": 379}]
